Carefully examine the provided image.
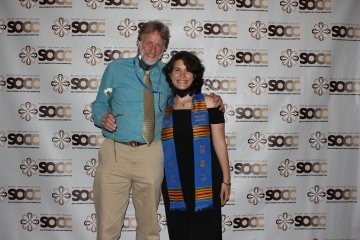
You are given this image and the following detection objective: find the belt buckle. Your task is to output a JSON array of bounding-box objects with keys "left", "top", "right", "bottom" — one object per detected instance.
[{"left": 130, "top": 141, "right": 137, "bottom": 147}]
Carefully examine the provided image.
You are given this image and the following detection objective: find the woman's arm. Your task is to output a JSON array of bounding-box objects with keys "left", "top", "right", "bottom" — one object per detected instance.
[
  {"left": 205, "top": 95, "right": 231, "bottom": 205},
  {"left": 211, "top": 123, "right": 231, "bottom": 206}
]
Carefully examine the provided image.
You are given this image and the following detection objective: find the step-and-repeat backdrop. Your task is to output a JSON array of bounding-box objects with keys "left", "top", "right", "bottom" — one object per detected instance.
[{"left": 0, "top": 0, "right": 359, "bottom": 239}]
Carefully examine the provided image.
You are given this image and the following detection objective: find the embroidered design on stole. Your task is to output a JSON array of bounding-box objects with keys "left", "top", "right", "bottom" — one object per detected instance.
[{"left": 162, "top": 93, "right": 213, "bottom": 212}]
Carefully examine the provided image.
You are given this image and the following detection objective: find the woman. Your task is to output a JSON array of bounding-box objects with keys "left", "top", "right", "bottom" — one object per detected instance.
[{"left": 161, "top": 51, "right": 231, "bottom": 240}]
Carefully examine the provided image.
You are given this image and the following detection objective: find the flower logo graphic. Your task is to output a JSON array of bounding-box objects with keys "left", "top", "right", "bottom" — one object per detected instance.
[
  {"left": 247, "top": 187, "right": 265, "bottom": 205},
  {"left": 19, "top": 0, "right": 37, "bottom": 9},
  {"left": 280, "top": 0, "right": 298, "bottom": 13},
  {"left": 84, "top": 213, "right": 97, "bottom": 232},
  {"left": 280, "top": 104, "right": 299, "bottom": 123},
  {"left": 221, "top": 214, "right": 233, "bottom": 233},
  {"left": 280, "top": 49, "right": 299, "bottom": 68},
  {"left": 0, "top": 187, "right": 7, "bottom": 202},
  {"left": 312, "top": 22, "right": 331, "bottom": 41},
  {"left": 19, "top": 45, "right": 38, "bottom": 65},
  {"left": 52, "top": 130, "right": 71, "bottom": 149},
  {"left": 0, "top": 19, "right": 6, "bottom": 35},
  {"left": 52, "top": 186, "right": 71, "bottom": 205},
  {"left": 117, "top": 18, "right": 137, "bottom": 38},
  {"left": 85, "top": 0, "right": 104, "bottom": 9},
  {"left": 20, "top": 212, "right": 40, "bottom": 231},
  {"left": 52, "top": 17, "right": 71, "bottom": 37},
  {"left": 84, "top": 158, "right": 98, "bottom": 177},
  {"left": 248, "top": 131, "right": 267, "bottom": 151},
  {"left": 216, "top": 48, "right": 235, "bottom": 67},
  {"left": 0, "top": 131, "right": 7, "bottom": 147},
  {"left": 249, "top": 21, "right": 267, "bottom": 40},
  {"left": 184, "top": 19, "right": 203, "bottom": 39},
  {"left": 20, "top": 157, "right": 38, "bottom": 177},
  {"left": 157, "top": 213, "right": 167, "bottom": 231},
  {"left": 276, "top": 212, "right": 294, "bottom": 231},
  {"left": 223, "top": 104, "right": 235, "bottom": 122},
  {"left": 150, "top": 0, "right": 170, "bottom": 10},
  {"left": 307, "top": 185, "right": 326, "bottom": 204},
  {"left": 84, "top": 46, "right": 103, "bottom": 66},
  {"left": 278, "top": 158, "right": 296, "bottom": 177},
  {"left": 0, "top": 74, "right": 5, "bottom": 91},
  {"left": 248, "top": 76, "right": 268, "bottom": 95},
  {"left": 216, "top": 0, "right": 235, "bottom": 11},
  {"left": 51, "top": 73, "right": 70, "bottom": 93},
  {"left": 83, "top": 104, "right": 93, "bottom": 122},
  {"left": 309, "top": 131, "right": 327, "bottom": 150},
  {"left": 18, "top": 102, "right": 38, "bottom": 121},
  {"left": 312, "top": 77, "right": 329, "bottom": 96}
]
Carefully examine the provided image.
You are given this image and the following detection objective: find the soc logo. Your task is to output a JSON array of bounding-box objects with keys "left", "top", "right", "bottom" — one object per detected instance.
[
  {"left": 299, "top": 107, "right": 328, "bottom": 120},
  {"left": 294, "top": 215, "right": 326, "bottom": 227},
  {"left": 299, "top": 0, "right": 331, "bottom": 11},
  {"left": 327, "top": 188, "right": 357, "bottom": 201},
  {"left": 236, "top": 51, "right": 268, "bottom": 64},
  {"left": 327, "top": 135, "right": 359, "bottom": 147},
  {"left": 268, "top": 25, "right": 300, "bottom": 37},
  {"left": 72, "top": 189, "right": 94, "bottom": 202},
  {"left": 71, "top": 78, "right": 100, "bottom": 90},
  {"left": 8, "top": 188, "right": 41, "bottom": 201},
  {"left": 171, "top": 0, "right": 204, "bottom": 7},
  {"left": 268, "top": 79, "right": 300, "bottom": 92},
  {"left": 170, "top": 50, "right": 204, "bottom": 59},
  {"left": 7, "top": 133, "right": 39, "bottom": 146},
  {"left": 265, "top": 189, "right": 296, "bottom": 201},
  {"left": 123, "top": 216, "right": 137, "bottom": 229},
  {"left": 225, "top": 135, "right": 236, "bottom": 149},
  {"left": 204, "top": 23, "right": 237, "bottom": 36},
  {"left": 72, "top": 134, "right": 104, "bottom": 147},
  {"left": 38, "top": 49, "right": 72, "bottom": 62},
  {"left": 71, "top": 21, "right": 105, "bottom": 34},
  {"left": 203, "top": 79, "right": 236, "bottom": 92},
  {"left": 38, "top": 105, "right": 71, "bottom": 118},
  {"left": 40, "top": 216, "right": 72, "bottom": 229},
  {"left": 236, "top": 107, "right": 268, "bottom": 120},
  {"left": 233, "top": 216, "right": 264, "bottom": 229},
  {"left": 7, "top": 21, "right": 39, "bottom": 33},
  {"left": 299, "top": 52, "right": 331, "bottom": 65},
  {"left": 234, "top": 162, "right": 267, "bottom": 175},
  {"left": 268, "top": 135, "right": 299, "bottom": 148},
  {"left": 105, "top": 0, "right": 138, "bottom": 6},
  {"left": 329, "top": 80, "right": 360, "bottom": 93},
  {"left": 104, "top": 50, "right": 137, "bottom": 62},
  {"left": 39, "top": 0, "right": 72, "bottom": 5},
  {"left": 39, "top": 161, "right": 72, "bottom": 174},
  {"left": 7, "top": 77, "right": 40, "bottom": 90},
  {"left": 332, "top": 26, "right": 360, "bottom": 39},
  {"left": 296, "top": 162, "right": 327, "bottom": 174},
  {"left": 236, "top": 0, "right": 268, "bottom": 9}
]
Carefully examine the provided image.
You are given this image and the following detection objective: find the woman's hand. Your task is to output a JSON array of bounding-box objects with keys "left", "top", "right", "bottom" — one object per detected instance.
[{"left": 220, "top": 182, "right": 231, "bottom": 206}]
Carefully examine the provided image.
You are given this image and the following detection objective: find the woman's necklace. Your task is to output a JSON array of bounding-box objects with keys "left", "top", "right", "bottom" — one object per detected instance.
[{"left": 175, "top": 95, "right": 192, "bottom": 108}]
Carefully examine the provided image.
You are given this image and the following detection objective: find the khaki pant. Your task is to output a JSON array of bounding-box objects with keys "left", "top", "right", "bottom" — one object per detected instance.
[{"left": 93, "top": 139, "right": 163, "bottom": 240}]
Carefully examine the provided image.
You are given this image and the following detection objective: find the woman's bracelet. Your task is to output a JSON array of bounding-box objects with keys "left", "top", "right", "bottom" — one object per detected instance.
[{"left": 222, "top": 181, "right": 231, "bottom": 186}]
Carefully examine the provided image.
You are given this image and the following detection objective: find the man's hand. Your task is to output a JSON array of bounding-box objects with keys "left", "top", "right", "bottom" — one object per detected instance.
[
  {"left": 210, "top": 93, "right": 225, "bottom": 112},
  {"left": 101, "top": 112, "right": 117, "bottom": 132}
]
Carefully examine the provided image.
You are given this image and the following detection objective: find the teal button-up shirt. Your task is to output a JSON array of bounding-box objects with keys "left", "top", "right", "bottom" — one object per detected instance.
[{"left": 92, "top": 56, "right": 171, "bottom": 143}]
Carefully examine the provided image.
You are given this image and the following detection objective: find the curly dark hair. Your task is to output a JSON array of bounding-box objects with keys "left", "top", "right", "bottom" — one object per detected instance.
[{"left": 162, "top": 51, "right": 205, "bottom": 95}]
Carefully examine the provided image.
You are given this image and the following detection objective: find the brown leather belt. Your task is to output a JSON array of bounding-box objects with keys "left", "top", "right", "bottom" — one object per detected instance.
[{"left": 119, "top": 141, "right": 147, "bottom": 147}]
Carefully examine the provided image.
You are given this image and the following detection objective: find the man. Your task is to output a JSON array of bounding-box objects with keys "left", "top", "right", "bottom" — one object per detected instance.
[{"left": 91, "top": 21, "right": 222, "bottom": 240}]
